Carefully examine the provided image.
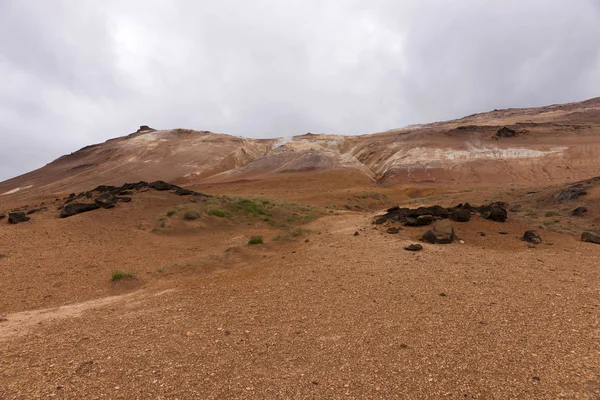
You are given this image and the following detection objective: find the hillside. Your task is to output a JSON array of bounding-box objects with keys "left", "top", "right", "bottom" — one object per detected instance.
[{"left": 2, "top": 97, "right": 600, "bottom": 201}]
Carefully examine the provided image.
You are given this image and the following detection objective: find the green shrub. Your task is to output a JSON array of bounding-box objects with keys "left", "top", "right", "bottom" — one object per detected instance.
[
  {"left": 112, "top": 271, "right": 134, "bottom": 282},
  {"left": 545, "top": 211, "right": 557, "bottom": 217},
  {"left": 183, "top": 210, "right": 200, "bottom": 220},
  {"left": 166, "top": 209, "right": 177, "bottom": 217},
  {"left": 208, "top": 209, "right": 227, "bottom": 218},
  {"left": 248, "top": 236, "right": 263, "bottom": 245}
]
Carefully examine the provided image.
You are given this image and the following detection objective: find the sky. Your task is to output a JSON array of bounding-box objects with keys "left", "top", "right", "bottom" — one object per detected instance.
[{"left": 1, "top": 0, "right": 600, "bottom": 181}]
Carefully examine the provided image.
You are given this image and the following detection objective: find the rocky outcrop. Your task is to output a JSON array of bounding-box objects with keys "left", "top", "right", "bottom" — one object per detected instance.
[
  {"left": 555, "top": 187, "right": 587, "bottom": 201},
  {"left": 495, "top": 126, "right": 518, "bottom": 138},
  {"left": 422, "top": 220, "right": 456, "bottom": 244},
  {"left": 57, "top": 181, "right": 211, "bottom": 219},
  {"left": 375, "top": 202, "right": 507, "bottom": 225},
  {"left": 60, "top": 203, "right": 101, "bottom": 218}
]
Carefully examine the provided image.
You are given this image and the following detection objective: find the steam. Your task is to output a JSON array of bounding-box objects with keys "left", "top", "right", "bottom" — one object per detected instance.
[{"left": 273, "top": 136, "right": 294, "bottom": 148}]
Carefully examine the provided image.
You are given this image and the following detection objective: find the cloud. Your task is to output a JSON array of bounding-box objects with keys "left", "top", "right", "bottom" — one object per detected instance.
[{"left": 1, "top": 0, "right": 599, "bottom": 180}]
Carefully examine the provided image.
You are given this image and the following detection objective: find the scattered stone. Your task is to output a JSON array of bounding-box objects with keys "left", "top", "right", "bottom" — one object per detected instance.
[
  {"left": 532, "top": 376, "right": 541, "bottom": 383},
  {"left": 451, "top": 209, "right": 471, "bottom": 222},
  {"left": 118, "top": 197, "right": 132, "bottom": 203},
  {"left": 478, "top": 232, "right": 486, "bottom": 237},
  {"left": 528, "top": 243, "right": 536, "bottom": 249},
  {"left": 571, "top": 206, "right": 588, "bottom": 216},
  {"left": 0, "top": 254, "right": 6, "bottom": 259},
  {"left": 387, "top": 227, "right": 400, "bottom": 234},
  {"left": 75, "top": 361, "right": 94, "bottom": 375},
  {"left": 422, "top": 220, "right": 456, "bottom": 244},
  {"left": 8, "top": 212, "right": 30, "bottom": 224},
  {"left": 495, "top": 126, "right": 518, "bottom": 138},
  {"left": 375, "top": 217, "right": 387, "bottom": 225},
  {"left": 0, "top": 212, "right": 5, "bottom": 220},
  {"left": 499, "top": 231, "right": 509, "bottom": 235},
  {"left": 439, "top": 292, "right": 447, "bottom": 297},
  {"left": 555, "top": 187, "right": 587, "bottom": 201},
  {"left": 60, "top": 203, "right": 101, "bottom": 218},
  {"left": 404, "top": 244, "right": 423, "bottom": 251},
  {"left": 522, "top": 230, "right": 542, "bottom": 244},
  {"left": 416, "top": 215, "right": 434, "bottom": 226},
  {"left": 581, "top": 231, "right": 600, "bottom": 244},
  {"left": 353, "top": 231, "right": 359, "bottom": 236}
]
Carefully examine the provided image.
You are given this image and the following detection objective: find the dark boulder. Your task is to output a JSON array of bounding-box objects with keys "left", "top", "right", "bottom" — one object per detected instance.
[
  {"left": 8, "top": 212, "right": 30, "bottom": 224},
  {"left": 581, "top": 231, "right": 600, "bottom": 244},
  {"left": 404, "top": 244, "right": 423, "bottom": 251},
  {"left": 416, "top": 215, "right": 434, "bottom": 226},
  {"left": 571, "top": 206, "right": 588, "bottom": 216},
  {"left": 451, "top": 209, "right": 471, "bottom": 222},
  {"left": 555, "top": 187, "right": 587, "bottom": 201},
  {"left": 482, "top": 207, "right": 507, "bottom": 222},
  {"left": 404, "top": 217, "right": 418, "bottom": 226},
  {"left": 422, "top": 220, "right": 456, "bottom": 244},
  {"left": 387, "top": 227, "right": 400, "bottom": 234},
  {"left": 522, "top": 230, "right": 542, "bottom": 244},
  {"left": 0, "top": 212, "right": 5, "bottom": 220},
  {"left": 60, "top": 203, "right": 101, "bottom": 218}
]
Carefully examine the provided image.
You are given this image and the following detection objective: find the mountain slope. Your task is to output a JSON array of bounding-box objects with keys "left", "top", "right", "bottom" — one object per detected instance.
[{"left": 2, "top": 97, "right": 600, "bottom": 199}]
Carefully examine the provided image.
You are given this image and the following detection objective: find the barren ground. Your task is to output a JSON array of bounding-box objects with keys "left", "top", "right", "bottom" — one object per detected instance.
[{"left": 1, "top": 177, "right": 599, "bottom": 400}]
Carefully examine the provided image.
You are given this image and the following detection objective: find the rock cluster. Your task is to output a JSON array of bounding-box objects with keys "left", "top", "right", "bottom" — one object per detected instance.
[
  {"left": 375, "top": 202, "right": 508, "bottom": 226},
  {"left": 59, "top": 181, "right": 210, "bottom": 219}
]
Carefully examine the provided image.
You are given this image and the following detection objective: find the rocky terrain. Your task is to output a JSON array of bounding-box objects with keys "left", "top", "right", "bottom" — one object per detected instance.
[{"left": 1, "top": 98, "right": 600, "bottom": 399}]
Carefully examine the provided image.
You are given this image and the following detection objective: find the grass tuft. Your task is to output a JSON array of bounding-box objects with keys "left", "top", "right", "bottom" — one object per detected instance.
[
  {"left": 166, "top": 209, "right": 177, "bottom": 217},
  {"left": 248, "top": 236, "right": 264, "bottom": 245},
  {"left": 112, "top": 270, "right": 134, "bottom": 282},
  {"left": 208, "top": 209, "right": 227, "bottom": 218}
]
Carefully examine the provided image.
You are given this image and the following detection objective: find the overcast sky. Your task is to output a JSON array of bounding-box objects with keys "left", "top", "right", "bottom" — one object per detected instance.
[{"left": 1, "top": 0, "right": 599, "bottom": 181}]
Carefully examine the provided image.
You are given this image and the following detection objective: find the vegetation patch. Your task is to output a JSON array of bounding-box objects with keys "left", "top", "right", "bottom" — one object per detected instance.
[
  {"left": 183, "top": 210, "right": 201, "bottom": 220},
  {"left": 248, "top": 236, "right": 264, "bottom": 245},
  {"left": 208, "top": 209, "right": 227, "bottom": 218},
  {"left": 112, "top": 270, "right": 134, "bottom": 282},
  {"left": 166, "top": 209, "right": 177, "bottom": 217}
]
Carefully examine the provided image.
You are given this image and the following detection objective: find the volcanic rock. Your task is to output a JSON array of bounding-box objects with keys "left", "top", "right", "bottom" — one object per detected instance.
[
  {"left": 8, "top": 212, "right": 30, "bottom": 224},
  {"left": 60, "top": 203, "right": 101, "bottom": 218},
  {"left": 416, "top": 215, "right": 434, "bottom": 226},
  {"left": 522, "top": 230, "right": 542, "bottom": 244},
  {"left": 451, "top": 209, "right": 471, "bottom": 222},
  {"left": 404, "top": 244, "right": 423, "bottom": 251},
  {"left": 555, "top": 187, "right": 587, "bottom": 201},
  {"left": 422, "top": 220, "right": 456, "bottom": 244},
  {"left": 571, "top": 206, "right": 588, "bottom": 216},
  {"left": 581, "top": 231, "right": 600, "bottom": 244}
]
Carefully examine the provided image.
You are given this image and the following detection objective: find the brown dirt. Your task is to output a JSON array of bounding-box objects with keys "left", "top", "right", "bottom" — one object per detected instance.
[{"left": 1, "top": 98, "right": 600, "bottom": 398}]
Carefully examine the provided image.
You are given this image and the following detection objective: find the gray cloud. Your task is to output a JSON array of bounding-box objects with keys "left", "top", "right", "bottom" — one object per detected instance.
[{"left": 1, "top": 0, "right": 599, "bottom": 180}]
